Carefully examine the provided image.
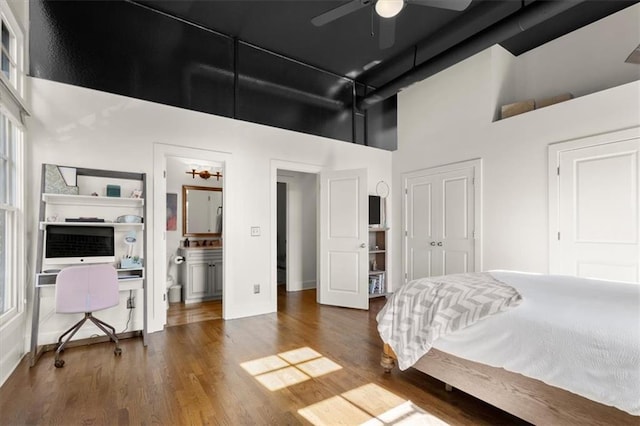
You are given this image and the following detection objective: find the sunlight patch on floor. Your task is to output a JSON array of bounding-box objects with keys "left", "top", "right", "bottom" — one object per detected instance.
[
  {"left": 298, "top": 395, "right": 372, "bottom": 425},
  {"left": 240, "top": 347, "right": 342, "bottom": 391},
  {"left": 240, "top": 355, "right": 289, "bottom": 376},
  {"left": 296, "top": 357, "right": 342, "bottom": 378},
  {"left": 298, "top": 383, "right": 450, "bottom": 426},
  {"left": 254, "top": 366, "right": 310, "bottom": 391},
  {"left": 362, "top": 401, "right": 450, "bottom": 426},
  {"left": 342, "top": 383, "right": 406, "bottom": 417},
  {"left": 278, "top": 347, "right": 322, "bottom": 364}
]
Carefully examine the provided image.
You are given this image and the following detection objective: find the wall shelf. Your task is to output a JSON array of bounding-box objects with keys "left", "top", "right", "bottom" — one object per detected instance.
[
  {"left": 369, "top": 293, "right": 387, "bottom": 299},
  {"left": 42, "top": 193, "right": 144, "bottom": 207},
  {"left": 39, "top": 222, "right": 144, "bottom": 230},
  {"left": 36, "top": 274, "right": 145, "bottom": 289},
  {"left": 368, "top": 228, "right": 387, "bottom": 296}
]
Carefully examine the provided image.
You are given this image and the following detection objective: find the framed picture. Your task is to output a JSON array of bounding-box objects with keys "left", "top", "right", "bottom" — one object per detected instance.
[{"left": 167, "top": 193, "right": 177, "bottom": 231}]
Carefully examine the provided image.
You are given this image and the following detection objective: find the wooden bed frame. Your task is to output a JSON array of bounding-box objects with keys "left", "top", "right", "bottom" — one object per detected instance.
[{"left": 382, "top": 344, "right": 638, "bottom": 425}]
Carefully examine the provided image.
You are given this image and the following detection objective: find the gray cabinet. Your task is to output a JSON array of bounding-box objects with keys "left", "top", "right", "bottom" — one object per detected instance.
[
  {"left": 179, "top": 248, "right": 222, "bottom": 303},
  {"left": 212, "top": 257, "right": 223, "bottom": 296}
]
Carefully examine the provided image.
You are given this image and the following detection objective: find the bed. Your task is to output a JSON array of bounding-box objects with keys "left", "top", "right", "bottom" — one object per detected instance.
[{"left": 377, "top": 270, "right": 640, "bottom": 425}]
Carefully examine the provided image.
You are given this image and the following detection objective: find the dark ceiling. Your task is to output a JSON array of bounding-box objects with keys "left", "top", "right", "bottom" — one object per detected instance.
[
  {"left": 29, "top": 0, "right": 638, "bottom": 151},
  {"left": 137, "top": 0, "right": 637, "bottom": 93}
]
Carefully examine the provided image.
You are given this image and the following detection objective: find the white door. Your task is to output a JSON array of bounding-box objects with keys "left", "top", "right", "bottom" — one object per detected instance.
[
  {"left": 557, "top": 139, "right": 639, "bottom": 282},
  {"left": 405, "top": 165, "right": 476, "bottom": 282},
  {"left": 319, "top": 169, "right": 368, "bottom": 309}
]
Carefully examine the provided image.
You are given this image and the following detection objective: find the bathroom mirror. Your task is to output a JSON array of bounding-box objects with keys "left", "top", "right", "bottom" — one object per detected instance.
[{"left": 182, "top": 185, "right": 223, "bottom": 237}]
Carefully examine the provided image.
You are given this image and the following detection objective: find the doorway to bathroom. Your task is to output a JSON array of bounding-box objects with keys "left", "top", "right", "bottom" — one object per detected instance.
[{"left": 161, "top": 152, "right": 225, "bottom": 327}]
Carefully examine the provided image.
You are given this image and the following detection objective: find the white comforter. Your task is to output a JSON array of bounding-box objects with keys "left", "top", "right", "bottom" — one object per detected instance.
[{"left": 432, "top": 270, "right": 640, "bottom": 415}]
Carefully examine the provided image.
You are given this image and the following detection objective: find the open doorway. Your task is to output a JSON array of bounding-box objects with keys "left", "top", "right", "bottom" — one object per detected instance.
[
  {"left": 277, "top": 182, "right": 287, "bottom": 287},
  {"left": 153, "top": 143, "right": 231, "bottom": 330},
  {"left": 276, "top": 170, "right": 318, "bottom": 302},
  {"left": 165, "top": 156, "right": 224, "bottom": 327}
]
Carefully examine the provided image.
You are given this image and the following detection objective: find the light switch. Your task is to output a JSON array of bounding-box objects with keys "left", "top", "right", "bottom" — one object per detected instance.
[{"left": 251, "top": 226, "right": 261, "bottom": 236}]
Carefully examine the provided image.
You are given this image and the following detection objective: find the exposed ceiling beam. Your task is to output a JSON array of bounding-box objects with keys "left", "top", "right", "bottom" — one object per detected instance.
[{"left": 358, "top": 0, "right": 586, "bottom": 110}]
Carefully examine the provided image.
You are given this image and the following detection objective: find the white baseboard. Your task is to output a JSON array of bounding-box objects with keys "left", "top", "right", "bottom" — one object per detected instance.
[
  {"left": 0, "top": 315, "right": 27, "bottom": 388},
  {"left": 0, "top": 352, "right": 24, "bottom": 388},
  {"left": 302, "top": 280, "right": 316, "bottom": 290}
]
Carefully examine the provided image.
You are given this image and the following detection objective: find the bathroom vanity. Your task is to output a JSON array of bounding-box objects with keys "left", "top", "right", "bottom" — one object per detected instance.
[{"left": 178, "top": 246, "right": 223, "bottom": 303}]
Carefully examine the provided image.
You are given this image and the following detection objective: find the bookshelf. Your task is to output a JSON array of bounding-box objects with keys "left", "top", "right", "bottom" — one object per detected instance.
[{"left": 368, "top": 227, "right": 388, "bottom": 298}]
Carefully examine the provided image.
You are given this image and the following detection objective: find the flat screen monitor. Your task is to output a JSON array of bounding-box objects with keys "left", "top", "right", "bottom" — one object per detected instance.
[
  {"left": 45, "top": 225, "right": 115, "bottom": 265},
  {"left": 369, "top": 195, "right": 381, "bottom": 226}
]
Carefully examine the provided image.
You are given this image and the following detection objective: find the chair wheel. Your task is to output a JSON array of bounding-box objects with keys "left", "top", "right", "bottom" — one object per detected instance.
[
  {"left": 54, "top": 359, "right": 65, "bottom": 368},
  {"left": 114, "top": 348, "right": 122, "bottom": 356}
]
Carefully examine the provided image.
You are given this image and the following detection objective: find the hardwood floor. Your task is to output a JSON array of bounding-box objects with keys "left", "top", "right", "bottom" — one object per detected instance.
[
  {"left": 0, "top": 289, "right": 528, "bottom": 425},
  {"left": 167, "top": 300, "right": 222, "bottom": 327}
]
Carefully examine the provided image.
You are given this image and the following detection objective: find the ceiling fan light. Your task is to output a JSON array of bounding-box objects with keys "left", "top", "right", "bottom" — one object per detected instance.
[{"left": 375, "top": 0, "right": 404, "bottom": 18}]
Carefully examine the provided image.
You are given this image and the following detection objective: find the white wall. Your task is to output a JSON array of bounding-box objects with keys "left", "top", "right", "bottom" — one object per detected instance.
[
  {"left": 394, "top": 48, "right": 640, "bottom": 286},
  {"left": 513, "top": 3, "right": 640, "bottom": 102},
  {"left": 28, "top": 77, "right": 392, "bottom": 337},
  {"left": 6, "top": 1, "right": 27, "bottom": 34},
  {"left": 298, "top": 173, "right": 318, "bottom": 288}
]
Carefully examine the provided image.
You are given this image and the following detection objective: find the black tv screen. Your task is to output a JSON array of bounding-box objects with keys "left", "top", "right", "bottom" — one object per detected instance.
[
  {"left": 369, "top": 195, "right": 381, "bottom": 225},
  {"left": 45, "top": 225, "right": 115, "bottom": 264}
]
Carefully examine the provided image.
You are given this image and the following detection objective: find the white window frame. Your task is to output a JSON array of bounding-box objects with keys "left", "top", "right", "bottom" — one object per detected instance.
[
  {"left": 0, "top": 0, "right": 24, "bottom": 99},
  {"left": 0, "top": 0, "right": 25, "bottom": 328},
  {"left": 0, "top": 105, "right": 25, "bottom": 326}
]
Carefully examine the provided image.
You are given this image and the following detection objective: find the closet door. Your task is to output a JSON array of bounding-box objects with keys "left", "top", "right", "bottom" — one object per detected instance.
[
  {"left": 406, "top": 174, "right": 436, "bottom": 280},
  {"left": 404, "top": 164, "right": 476, "bottom": 282},
  {"left": 557, "top": 139, "right": 639, "bottom": 282}
]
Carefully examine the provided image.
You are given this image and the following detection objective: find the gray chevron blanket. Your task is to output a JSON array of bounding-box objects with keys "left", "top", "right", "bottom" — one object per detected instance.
[{"left": 377, "top": 272, "right": 522, "bottom": 370}]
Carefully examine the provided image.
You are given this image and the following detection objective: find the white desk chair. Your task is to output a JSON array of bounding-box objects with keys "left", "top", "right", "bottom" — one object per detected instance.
[{"left": 54, "top": 264, "right": 122, "bottom": 368}]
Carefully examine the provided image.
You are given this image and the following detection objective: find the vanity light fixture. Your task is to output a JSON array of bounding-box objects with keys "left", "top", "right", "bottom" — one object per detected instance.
[{"left": 186, "top": 167, "right": 223, "bottom": 181}]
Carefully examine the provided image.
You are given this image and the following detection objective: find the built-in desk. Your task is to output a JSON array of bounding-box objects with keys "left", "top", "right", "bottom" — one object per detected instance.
[
  {"left": 30, "top": 164, "right": 148, "bottom": 367},
  {"left": 36, "top": 267, "right": 145, "bottom": 290},
  {"left": 30, "top": 267, "right": 146, "bottom": 366}
]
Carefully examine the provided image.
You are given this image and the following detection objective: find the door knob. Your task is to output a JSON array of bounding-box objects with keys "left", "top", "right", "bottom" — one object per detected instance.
[
  {"left": 430, "top": 242, "right": 436, "bottom": 246},
  {"left": 437, "top": 242, "right": 443, "bottom": 246},
  {"left": 360, "top": 243, "right": 366, "bottom": 248}
]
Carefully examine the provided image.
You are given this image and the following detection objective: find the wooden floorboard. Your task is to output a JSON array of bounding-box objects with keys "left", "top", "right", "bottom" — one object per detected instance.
[
  {"left": 0, "top": 289, "right": 529, "bottom": 425},
  {"left": 167, "top": 299, "right": 222, "bottom": 327}
]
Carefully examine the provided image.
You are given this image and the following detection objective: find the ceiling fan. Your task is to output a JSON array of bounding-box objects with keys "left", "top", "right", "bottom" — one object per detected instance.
[{"left": 311, "top": 0, "right": 473, "bottom": 49}]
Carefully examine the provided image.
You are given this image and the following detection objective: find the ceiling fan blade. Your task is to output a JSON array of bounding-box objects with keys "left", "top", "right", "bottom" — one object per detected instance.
[
  {"left": 311, "top": 0, "right": 370, "bottom": 26},
  {"left": 379, "top": 17, "right": 396, "bottom": 50},
  {"left": 407, "top": 0, "right": 473, "bottom": 12}
]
